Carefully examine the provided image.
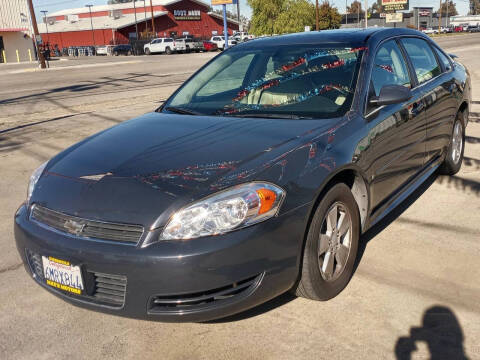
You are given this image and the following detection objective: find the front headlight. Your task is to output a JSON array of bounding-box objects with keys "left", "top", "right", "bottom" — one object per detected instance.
[
  {"left": 160, "top": 182, "right": 286, "bottom": 240},
  {"left": 27, "top": 161, "right": 48, "bottom": 204}
]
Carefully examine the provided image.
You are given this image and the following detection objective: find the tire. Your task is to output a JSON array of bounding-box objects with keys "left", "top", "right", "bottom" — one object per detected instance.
[
  {"left": 294, "top": 183, "right": 360, "bottom": 301},
  {"left": 145, "top": 48, "right": 151, "bottom": 55},
  {"left": 438, "top": 111, "right": 465, "bottom": 175},
  {"left": 165, "top": 47, "right": 172, "bottom": 55},
  {"left": 114, "top": 51, "right": 119, "bottom": 56},
  {"left": 127, "top": 50, "right": 132, "bottom": 56}
]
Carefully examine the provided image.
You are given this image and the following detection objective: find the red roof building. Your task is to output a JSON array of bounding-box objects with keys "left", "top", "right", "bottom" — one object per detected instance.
[{"left": 38, "top": 0, "right": 239, "bottom": 49}]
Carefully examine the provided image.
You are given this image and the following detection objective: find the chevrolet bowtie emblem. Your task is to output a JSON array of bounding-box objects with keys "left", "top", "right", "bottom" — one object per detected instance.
[
  {"left": 79, "top": 172, "right": 113, "bottom": 181},
  {"left": 64, "top": 219, "right": 85, "bottom": 236}
]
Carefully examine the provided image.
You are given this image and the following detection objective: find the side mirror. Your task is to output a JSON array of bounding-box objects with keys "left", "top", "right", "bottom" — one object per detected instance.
[
  {"left": 448, "top": 53, "right": 458, "bottom": 59},
  {"left": 369, "top": 85, "right": 412, "bottom": 106}
]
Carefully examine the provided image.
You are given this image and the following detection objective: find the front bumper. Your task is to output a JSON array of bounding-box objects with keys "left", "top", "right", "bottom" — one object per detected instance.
[{"left": 14, "top": 203, "right": 309, "bottom": 322}]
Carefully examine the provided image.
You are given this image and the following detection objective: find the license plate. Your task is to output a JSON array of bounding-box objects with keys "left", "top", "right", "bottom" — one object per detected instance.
[{"left": 42, "top": 256, "right": 84, "bottom": 295}]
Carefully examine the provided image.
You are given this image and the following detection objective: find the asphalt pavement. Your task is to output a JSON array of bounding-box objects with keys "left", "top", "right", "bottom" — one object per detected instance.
[{"left": 0, "top": 34, "right": 479, "bottom": 360}]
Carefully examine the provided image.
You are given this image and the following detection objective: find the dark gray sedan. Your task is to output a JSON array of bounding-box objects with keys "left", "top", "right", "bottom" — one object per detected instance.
[{"left": 15, "top": 28, "right": 470, "bottom": 322}]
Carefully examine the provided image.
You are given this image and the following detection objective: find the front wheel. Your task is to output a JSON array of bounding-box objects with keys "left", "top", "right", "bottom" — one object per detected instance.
[
  {"left": 144, "top": 48, "right": 151, "bottom": 55},
  {"left": 294, "top": 183, "right": 360, "bottom": 301},
  {"left": 165, "top": 47, "right": 172, "bottom": 55},
  {"left": 438, "top": 112, "right": 465, "bottom": 175}
]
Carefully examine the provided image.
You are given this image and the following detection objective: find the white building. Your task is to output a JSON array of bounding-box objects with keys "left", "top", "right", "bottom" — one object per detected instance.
[
  {"left": 450, "top": 15, "right": 480, "bottom": 27},
  {"left": 0, "top": 0, "right": 36, "bottom": 63}
]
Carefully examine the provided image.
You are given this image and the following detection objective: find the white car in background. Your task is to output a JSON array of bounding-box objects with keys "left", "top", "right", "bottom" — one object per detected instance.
[
  {"left": 422, "top": 28, "right": 438, "bottom": 35},
  {"left": 210, "top": 36, "right": 237, "bottom": 50},
  {"left": 144, "top": 38, "right": 177, "bottom": 55},
  {"left": 233, "top": 31, "right": 255, "bottom": 42}
]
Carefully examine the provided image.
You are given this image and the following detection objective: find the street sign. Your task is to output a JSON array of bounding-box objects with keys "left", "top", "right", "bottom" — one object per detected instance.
[
  {"left": 36, "top": 34, "right": 42, "bottom": 44},
  {"left": 211, "top": 0, "right": 236, "bottom": 5},
  {"left": 381, "top": 0, "right": 409, "bottom": 12},
  {"left": 386, "top": 12, "right": 403, "bottom": 23}
]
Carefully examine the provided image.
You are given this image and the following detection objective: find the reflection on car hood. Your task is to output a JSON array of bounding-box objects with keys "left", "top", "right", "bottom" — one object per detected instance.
[{"left": 34, "top": 112, "right": 338, "bottom": 226}]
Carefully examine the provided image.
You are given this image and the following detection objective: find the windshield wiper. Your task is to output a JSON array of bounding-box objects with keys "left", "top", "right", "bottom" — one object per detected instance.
[
  {"left": 164, "top": 106, "right": 201, "bottom": 115},
  {"left": 223, "top": 113, "right": 312, "bottom": 120}
]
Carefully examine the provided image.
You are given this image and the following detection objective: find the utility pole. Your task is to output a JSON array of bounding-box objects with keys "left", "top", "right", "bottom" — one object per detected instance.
[
  {"left": 40, "top": 10, "right": 49, "bottom": 44},
  {"left": 150, "top": 0, "right": 156, "bottom": 37},
  {"left": 26, "top": 0, "right": 46, "bottom": 69},
  {"left": 85, "top": 5, "right": 96, "bottom": 49},
  {"left": 438, "top": 0, "right": 442, "bottom": 33},
  {"left": 133, "top": 0, "right": 139, "bottom": 41},
  {"left": 316, "top": 0, "right": 319, "bottom": 30}
]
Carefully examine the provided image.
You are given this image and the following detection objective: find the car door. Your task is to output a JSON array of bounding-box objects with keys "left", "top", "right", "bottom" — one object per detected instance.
[
  {"left": 401, "top": 38, "right": 458, "bottom": 161},
  {"left": 363, "top": 39, "right": 427, "bottom": 210}
]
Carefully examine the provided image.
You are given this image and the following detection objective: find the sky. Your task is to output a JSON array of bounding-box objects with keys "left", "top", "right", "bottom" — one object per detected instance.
[{"left": 32, "top": 0, "right": 471, "bottom": 23}]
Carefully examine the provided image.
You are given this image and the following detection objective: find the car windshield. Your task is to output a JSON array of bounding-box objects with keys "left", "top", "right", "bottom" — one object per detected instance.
[{"left": 163, "top": 43, "right": 365, "bottom": 119}]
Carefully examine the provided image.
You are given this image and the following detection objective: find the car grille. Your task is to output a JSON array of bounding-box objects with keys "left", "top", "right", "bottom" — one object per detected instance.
[
  {"left": 148, "top": 273, "right": 263, "bottom": 314},
  {"left": 26, "top": 249, "right": 127, "bottom": 308},
  {"left": 30, "top": 204, "right": 143, "bottom": 244}
]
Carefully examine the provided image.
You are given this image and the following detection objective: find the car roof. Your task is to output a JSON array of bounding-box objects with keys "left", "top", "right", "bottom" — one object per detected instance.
[{"left": 237, "top": 28, "right": 428, "bottom": 47}]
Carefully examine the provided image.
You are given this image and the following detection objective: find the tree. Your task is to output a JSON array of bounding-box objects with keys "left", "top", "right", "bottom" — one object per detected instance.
[
  {"left": 471, "top": 0, "right": 480, "bottom": 15},
  {"left": 439, "top": 0, "right": 458, "bottom": 16},
  {"left": 273, "top": 0, "right": 315, "bottom": 34},
  {"left": 318, "top": 1, "right": 342, "bottom": 29},
  {"left": 347, "top": 0, "right": 364, "bottom": 16},
  {"left": 248, "top": 0, "right": 284, "bottom": 35},
  {"left": 368, "top": 0, "right": 383, "bottom": 14}
]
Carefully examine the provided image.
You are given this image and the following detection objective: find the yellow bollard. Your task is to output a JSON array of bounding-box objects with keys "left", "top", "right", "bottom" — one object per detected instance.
[
  {"left": 2, "top": 50, "right": 6, "bottom": 63},
  {"left": 28, "top": 49, "right": 32, "bottom": 62},
  {"left": 16, "top": 49, "right": 20, "bottom": 63}
]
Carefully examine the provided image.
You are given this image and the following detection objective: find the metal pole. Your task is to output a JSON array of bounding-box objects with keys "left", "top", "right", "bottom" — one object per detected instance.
[
  {"left": 365, "top": 0, "right": 367, "bottom": 28},
  {"left": 133, "top": 0, "right": 139, "bottom": 41},
  {"left": 223, "top": 4, "right": 229, "bottom": 49},
  {"left": 446, "top": 0, "right": 449, "bottom": 27},
  {"left": 346, "top": 0, "right": 348, "bottom": 25},
  {"left": 438, "top": 0, "right": 442, "bottom": 33},
  {"left": 150, "top": 0, "right": 156, "bottom": 36},
  {"left": 236, "top": 0, "right": 241, "bottom": 27},
  {"left": 86, "top": 5, "right": 96, "bottom": 48},
  {"left": 417, "top": 8, "right": 420, "bottom": 30},
  {"left": 316, "top": 0, "right": 319, "bottom": 30},
  {"left": 26, "top": 0, "right": 46, "bottom": 68}
]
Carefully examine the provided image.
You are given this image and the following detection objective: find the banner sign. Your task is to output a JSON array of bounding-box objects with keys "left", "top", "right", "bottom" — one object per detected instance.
[
  {"left": 386, "top": 12, "right": 403, "bottom": 23},
  {"left": 173, "top": 10, "right": 201, "bottom": 20},
  {"left": 381, "top": 0, "right": 409, "bottom": 12}
]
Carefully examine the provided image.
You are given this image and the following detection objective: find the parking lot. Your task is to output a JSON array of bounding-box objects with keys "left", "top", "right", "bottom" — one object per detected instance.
[{"left": 0, "top": 34, "right": 479, "bottom": 359}]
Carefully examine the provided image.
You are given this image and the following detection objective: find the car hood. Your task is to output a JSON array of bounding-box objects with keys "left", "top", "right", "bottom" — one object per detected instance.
[{"left": 33, "top": 112, "right": 337, "bottom": 227}]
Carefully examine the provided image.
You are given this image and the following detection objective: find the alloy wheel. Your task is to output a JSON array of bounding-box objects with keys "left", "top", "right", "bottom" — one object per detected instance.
[
  {"left": 318, "top": 202, "right": 352, "bottom": 282},
  {"left": 451, "top": 121, "right": 463, "bottom": 164}
]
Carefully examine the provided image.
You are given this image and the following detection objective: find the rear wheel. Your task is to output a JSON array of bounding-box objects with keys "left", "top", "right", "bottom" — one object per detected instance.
[
  {"left": 294, "top": 183, "right": 360, "bottom": 301},
  {"left": 438, "top": 112, "right": 465, "bottom": 175},
  {"left": 114, "top": 51, "right": 119, "bottom": 56},
  {"left": 165, "top": 47, "right": 172, "bottom": 55}
]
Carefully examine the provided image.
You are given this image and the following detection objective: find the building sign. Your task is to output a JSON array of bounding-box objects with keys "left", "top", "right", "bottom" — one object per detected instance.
[
  {"left": 381, "top": 0, "right": 409, "bottom": 12},
  {"left": 386, "top": 12, "right": 403, "bottom": 23},
  {"left": 173, "top": 10, "right": 201, "bottom": 20},
  {"left": 419, "top": 10, "right": 431, "bottom": 16},
  {"left": 211, "top": 0, "right": 235, "bottom": 5}
]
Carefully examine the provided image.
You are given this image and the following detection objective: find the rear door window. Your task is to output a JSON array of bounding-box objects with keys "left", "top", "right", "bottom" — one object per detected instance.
[
  {"left": 433, "top": 47, "right": 452, "bottom": 72},
  {"left": 400, "top": 38, "right": 441, "bottom": 84}
]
